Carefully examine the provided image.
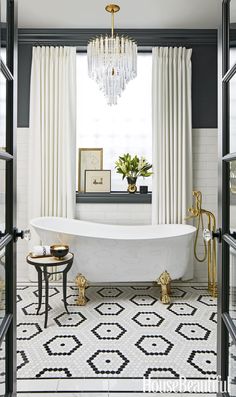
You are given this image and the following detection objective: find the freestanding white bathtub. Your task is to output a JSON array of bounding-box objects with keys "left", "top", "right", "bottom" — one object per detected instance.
[{"left": 30, "top": 217, "right": 196, "bottom": 284}]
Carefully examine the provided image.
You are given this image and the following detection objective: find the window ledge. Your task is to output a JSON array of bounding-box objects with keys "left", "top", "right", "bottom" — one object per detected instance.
[{"left": 76, "top": 192, "right": 152, "bottom": 204}]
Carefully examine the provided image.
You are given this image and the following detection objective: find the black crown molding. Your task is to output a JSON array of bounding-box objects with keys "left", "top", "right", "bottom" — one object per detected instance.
[{"left": 18, "top": 28, "right": 217, "bottom": 47}]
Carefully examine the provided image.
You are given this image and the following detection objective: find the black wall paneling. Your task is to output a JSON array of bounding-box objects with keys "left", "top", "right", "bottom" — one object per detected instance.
[
  {"left": 17, "top": 28, "right": 217, "bottom": 129},
  {"left": 18, "top": 44, "right": 31, "bottom": 127}
]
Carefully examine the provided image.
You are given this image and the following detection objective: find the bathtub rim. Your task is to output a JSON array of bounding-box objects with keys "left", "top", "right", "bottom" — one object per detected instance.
[{"left": 30, "top": 216, "right": 196, "bottom": 241}]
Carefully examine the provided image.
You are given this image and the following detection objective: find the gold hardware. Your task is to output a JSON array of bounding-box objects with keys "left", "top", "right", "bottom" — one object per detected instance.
[
  {"left": 127, "top": 183, "right": 137, "bottom": 193},
  {"left": 186, "top": 191, "right": 217, "bottom": 297},
  {"left": 105, "top": 4, "right": 120, "bottom": 38},
  {"left": 50, "top": 244, "right": 69, "bottom": 260},
  {"left": 105, "top": 4, "right": 120, "bottom": 13},
  {"left": 157, "top": 271, "right": 171, "bottom": 304},
  {"left": 76, "top": 273, "right": 88, "bottom": 306},
  {"left": 185, "top": 191, "right": 207, "bottom": 262}
]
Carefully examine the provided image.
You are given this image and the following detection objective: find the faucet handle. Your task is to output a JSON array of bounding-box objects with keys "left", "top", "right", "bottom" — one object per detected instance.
[
  {"left": 203, "top": 228, "right": 222, "bottom": 243},
  {"left": 23, "top": 229, "right": 31, "bottom": 241},
  {"left": 203, "top": 228, "right": 212, "bottom": 242},
  {"left": 188, "top": 208, "right": 198, "bottom": 216}
]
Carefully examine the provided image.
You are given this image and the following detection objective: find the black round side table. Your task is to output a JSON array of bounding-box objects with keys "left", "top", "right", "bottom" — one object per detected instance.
[{"left": 26, "top": 253, "right": 74, "bottom": 328}]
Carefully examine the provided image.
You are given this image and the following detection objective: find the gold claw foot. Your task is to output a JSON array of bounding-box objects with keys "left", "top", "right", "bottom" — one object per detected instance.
[
  {"left": 209, "top": 282, "right": 217, "bottom": 298},
  {"left": 76, "top": 273, "right": 88, "bottom": 306},
  {"left": 157, "top": 271, "right": 171, "bottom": 304}
]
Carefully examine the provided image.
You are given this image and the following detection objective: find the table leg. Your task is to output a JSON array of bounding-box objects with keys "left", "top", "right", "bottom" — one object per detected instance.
[
  {"left": 35, "top": 266, "right": 42, "bottom": 315},
  {"left": 63, "top": 262, "right": 72, "bottom": 314},
  {"left": 43, "top": 266, "right": 49, "bottom": 328},
  {"left": 63, "top": 271, "right": 69, "bottom": 314}
]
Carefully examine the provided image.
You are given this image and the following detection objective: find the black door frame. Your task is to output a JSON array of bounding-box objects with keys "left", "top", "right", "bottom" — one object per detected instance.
[
  {"left": 0, "top": 0, "right": 17, "bottom": 395},
  {"left": 218, "top": 1, "right": 236, "bottom": 396},
  {"left": 6, "top": 0, "right": 17, "bottom": 394}
]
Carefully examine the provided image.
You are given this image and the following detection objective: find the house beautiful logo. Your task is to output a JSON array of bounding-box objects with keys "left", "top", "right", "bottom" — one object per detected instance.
[{"left": 143, "top": 375, "right": 231, "bottom": 394}]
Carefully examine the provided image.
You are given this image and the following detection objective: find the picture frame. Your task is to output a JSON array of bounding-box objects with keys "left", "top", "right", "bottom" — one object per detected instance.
[
  {"left": 78, "top": 148, "right": 103, "bottom": 192},
  {"left": 84, "top": 170, "right": 111, "bottom": 193}
]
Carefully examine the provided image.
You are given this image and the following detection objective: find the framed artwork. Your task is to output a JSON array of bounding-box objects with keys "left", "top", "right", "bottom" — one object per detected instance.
[
  {"left": 84, "top": 170, "right": 111, "bottom": 193},
  {"left": 78, "top": 148, "right": 103, "bottom": 192}
]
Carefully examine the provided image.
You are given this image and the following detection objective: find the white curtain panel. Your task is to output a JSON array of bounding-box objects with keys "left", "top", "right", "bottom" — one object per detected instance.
[
  {"left": 152, "top": 47, "right": 193, "bottom": 225},
  {"left": 28, "top": 46, "right": 77, "bottom": 280}
]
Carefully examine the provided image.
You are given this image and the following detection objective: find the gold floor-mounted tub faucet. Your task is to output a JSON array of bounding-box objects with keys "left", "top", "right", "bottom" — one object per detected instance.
[{"left": 186, "top": 191, "right": 217, "bottom": 298}]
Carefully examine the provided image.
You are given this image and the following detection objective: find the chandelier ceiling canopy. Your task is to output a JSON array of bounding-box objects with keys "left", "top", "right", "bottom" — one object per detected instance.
[{"left": 87, "top": 4, "right": 137, "bottom": 106}]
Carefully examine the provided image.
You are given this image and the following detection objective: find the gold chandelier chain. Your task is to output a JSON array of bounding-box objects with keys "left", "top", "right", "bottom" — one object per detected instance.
[{"left": 112, "top": 11, "right": 114, "bottom": 37}]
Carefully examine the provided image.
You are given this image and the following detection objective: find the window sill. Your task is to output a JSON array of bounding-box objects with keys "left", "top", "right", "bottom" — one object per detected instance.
[{"left": 76, "top": 192, "right": 152, "bottom": 204}]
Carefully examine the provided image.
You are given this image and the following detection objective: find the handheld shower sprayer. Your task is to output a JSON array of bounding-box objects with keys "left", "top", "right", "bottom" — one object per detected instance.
[{"left": 185, "top": 191, "right": 217, "bottom": 298}]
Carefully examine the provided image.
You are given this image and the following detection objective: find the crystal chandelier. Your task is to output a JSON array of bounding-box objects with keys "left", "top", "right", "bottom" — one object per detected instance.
[{"left": 87, "top": 4, "right": 137, "bottom": 105}]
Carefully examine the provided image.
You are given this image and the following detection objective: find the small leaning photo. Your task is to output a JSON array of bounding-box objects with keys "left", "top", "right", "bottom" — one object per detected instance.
[{"left": 84, "top": 169, "right": 111, "bottom": 193}]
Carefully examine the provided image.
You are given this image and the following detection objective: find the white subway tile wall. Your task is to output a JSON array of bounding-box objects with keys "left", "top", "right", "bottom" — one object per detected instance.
[
  {"left": 16, "top": 128, "right": 218, "bottom": 282},
  {"left": 17, "top": 128, "right": 30, "bottom": 281},
  {"left": 192, "top": 128, "right": 218, "bottom": 281}
]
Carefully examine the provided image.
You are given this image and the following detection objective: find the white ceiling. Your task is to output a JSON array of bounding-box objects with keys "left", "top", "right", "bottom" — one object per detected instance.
[{"left": 18, "top": 0, "right": 222, "bottom": 29}]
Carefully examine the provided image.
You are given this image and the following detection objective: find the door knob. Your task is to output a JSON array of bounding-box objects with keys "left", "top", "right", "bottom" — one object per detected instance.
[
  {"left": 13, "top": 228, "right": 31, "bottom": 242},
  {"left": 0, "top": 231, "right": 6, "bottom": 239}
]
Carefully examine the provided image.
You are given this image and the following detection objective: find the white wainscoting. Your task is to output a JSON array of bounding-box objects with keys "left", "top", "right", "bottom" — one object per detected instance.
[
  {"left": 76, "top": 204, "right": 152, "bottom": 225},
  {"left": 16, "top": 128, "right": 218, "bottom": 282}
]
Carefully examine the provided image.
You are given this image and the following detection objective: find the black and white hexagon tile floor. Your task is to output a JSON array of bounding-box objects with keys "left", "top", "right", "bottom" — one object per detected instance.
[{"left": 16, "top": 284, "right": 217, "bottom": 383}]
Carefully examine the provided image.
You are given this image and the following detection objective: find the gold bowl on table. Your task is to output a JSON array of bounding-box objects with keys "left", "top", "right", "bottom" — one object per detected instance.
[{"left": 50, "top": 244, "right": 69, "bottom": 260}]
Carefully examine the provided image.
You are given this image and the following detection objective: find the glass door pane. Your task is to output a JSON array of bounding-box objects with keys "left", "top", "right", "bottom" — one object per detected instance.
[
  {"left": 229, "top": 246, "right": 236, "bottom": 327},
  {"left": 230, "top": 160, "right": 236, "bottom": 233},
  {"left": 0, "top": 160, "right": 5, "bottom": 236},
  {"left": 0, "top": 339, "right": 5, "bottom": 396},
  {"left": 0, "top": 0, "right": 7, "bottom": 64},
  {"left": 230, "top": 0, "right": 236, "bottom": 68},
  {"left": 229, "top": 70, "right": 236, "bottom": 153},
  {"left": 0, "top": 73, "right": 6, "bottom": 152},
  {"left": 228, "top": 336, "right": 236, "bottom": 397},
  {"left": 230, "top": 1, "right": 236, "bottom": 152},
  {"left": 0, "top": 247, "right": 5, "bottom": 327}
]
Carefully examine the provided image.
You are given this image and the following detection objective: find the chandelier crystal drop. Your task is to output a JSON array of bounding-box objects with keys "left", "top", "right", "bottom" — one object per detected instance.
[{"left": 87, "top": 4, "right": 137, "bottom": 106}]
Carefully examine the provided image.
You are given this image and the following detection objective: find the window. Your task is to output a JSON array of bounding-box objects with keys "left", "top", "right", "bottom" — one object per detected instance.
[{"left": 76, "top": 52, "right": 152, "bottom": 192}]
